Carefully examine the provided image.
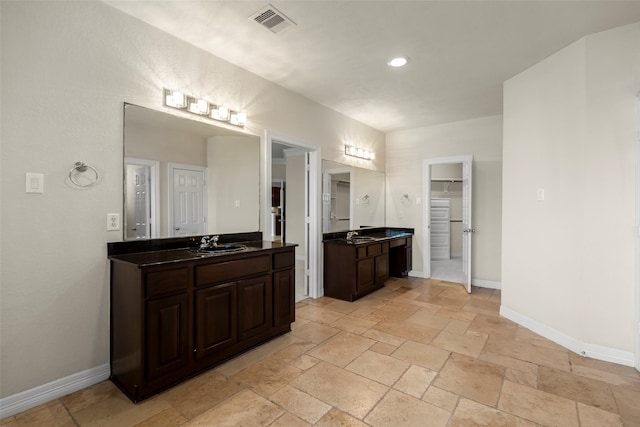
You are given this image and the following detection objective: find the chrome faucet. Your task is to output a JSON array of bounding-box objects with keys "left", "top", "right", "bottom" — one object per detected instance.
[
  {"left": 199, "top": 235, "right": 220, "bottom": 249},
  {"left": 199, "top": 236, "right": 211, "bottom": 249},
  {"left": 346, "top": 231, "right": 358, "bottom": 241}
]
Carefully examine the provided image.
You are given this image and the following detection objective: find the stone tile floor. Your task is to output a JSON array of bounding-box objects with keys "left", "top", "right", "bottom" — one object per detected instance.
[{"left": 2, "top": 277, "right": 640, "bottom": 426}]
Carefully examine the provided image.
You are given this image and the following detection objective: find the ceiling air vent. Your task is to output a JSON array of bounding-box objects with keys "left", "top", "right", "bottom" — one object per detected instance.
[{"left": 249, "top": 4, "right": 296, "bottom": 34}]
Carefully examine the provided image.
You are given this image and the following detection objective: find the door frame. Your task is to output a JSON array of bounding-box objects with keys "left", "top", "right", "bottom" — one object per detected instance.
[
  {"left": 124, "top": 157, "right": 159, "bottom": 239},
  {"left": 423, "top": 155, "right": 473, "bottom": 292},
  {"left": 264, "top": 131, "right": 320, "bottom": 299},
  {"left": 168, "top": 162, "right": 208, "bottom": 237}
]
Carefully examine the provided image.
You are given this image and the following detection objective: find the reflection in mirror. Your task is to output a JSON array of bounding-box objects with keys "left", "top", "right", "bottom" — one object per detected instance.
[
  {"left": 321, "top": 160, "right": 385, "bottom": 233},
  {"left": 123, "top": 104, "right": 260, "bottom": 240}
]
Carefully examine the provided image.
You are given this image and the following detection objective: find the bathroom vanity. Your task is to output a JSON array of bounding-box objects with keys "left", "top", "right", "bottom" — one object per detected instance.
[
  {"left": 323, "top": 227, "right": 413, "bottom": 301},
  {"left": 108, "top": 233, "right": 296, "bottom": 402}
]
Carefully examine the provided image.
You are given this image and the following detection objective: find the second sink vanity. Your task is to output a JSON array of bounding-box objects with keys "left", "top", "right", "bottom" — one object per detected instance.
[{"left": 323, "top": 227, "right": 414, "bottom": 301}]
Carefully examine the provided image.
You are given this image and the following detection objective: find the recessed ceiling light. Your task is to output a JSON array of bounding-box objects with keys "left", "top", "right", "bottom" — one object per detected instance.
[{"left": 387, "top": 56, "right": 409, "bottom": 67}]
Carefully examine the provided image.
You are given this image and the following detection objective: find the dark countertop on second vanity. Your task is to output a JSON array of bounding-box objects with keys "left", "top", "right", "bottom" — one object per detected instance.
[
  {"left": 109, "top": 240, "right": 297, "bottom": 268},
  {"left": 323, "top": 227, "right": 414, "bottom": 246}
]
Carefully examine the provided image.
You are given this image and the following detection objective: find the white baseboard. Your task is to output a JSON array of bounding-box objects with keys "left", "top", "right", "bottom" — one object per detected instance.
[
  {"left": 408, "top": 270, "right": 425, "bottom": 278},
  {"left": 0, "top": 363, "right": 110, "bottom": 418},
  {"left": 500, "top": 305, "right": 636, "bottom": 368},
  {"left": 471, "top": 279, "right": 501, "bottom": 290},
  {"left": 407, "top": 271, "right": 501, "bottom": 290}
]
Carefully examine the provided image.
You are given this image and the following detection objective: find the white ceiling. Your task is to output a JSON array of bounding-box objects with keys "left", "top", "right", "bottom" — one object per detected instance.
[{"left": 105, "top": 1, "right": 640, "bottom": 133}]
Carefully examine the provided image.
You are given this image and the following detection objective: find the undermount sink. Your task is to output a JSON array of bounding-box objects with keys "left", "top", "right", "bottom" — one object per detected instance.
[
  {"left": 348, "top": 236, "right": 377, "bottom": 243},
  {"left": 191, "top": 244, "right": 248, "bottom": 254}
]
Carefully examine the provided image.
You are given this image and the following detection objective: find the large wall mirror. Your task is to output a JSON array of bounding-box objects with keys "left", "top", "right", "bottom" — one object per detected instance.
[
  {"left": 322, "top": 160, "right": 385, "bottom": 233},
  {"left": 123, "top": 104, "right": 260, "bottom": 240}
]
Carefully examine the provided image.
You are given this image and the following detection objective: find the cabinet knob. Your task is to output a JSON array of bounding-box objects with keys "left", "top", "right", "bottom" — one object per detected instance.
[{"left": 175, "top": 227, "right": 181, "bottom": 231}]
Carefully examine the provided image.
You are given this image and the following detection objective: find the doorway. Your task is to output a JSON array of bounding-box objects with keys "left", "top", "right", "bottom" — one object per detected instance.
[
  {"left": 423, "top": 155, "right": 473, "bottom": 293},
  {"left": 322, "top": 166, "right": 354, "bottom": 232},
  {"left": 265, "top": 132, "right": 320, "bottom": 302}
]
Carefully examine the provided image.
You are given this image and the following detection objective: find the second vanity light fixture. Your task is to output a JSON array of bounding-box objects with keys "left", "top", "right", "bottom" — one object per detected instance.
[
  {"left": 345, "top": 144, "right": 375, "bottom": 160},
  {"left": 164, "top": 89, "right": 247, "bottom": 127}
]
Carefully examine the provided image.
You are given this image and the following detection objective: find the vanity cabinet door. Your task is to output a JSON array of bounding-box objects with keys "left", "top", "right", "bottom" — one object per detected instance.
[
  {"left": 238, "top": 275, "right": 272, "bottom": 340},
  {"left": 356, "top": 258, "right": 375, "bottom": 293},
  {"left": 145, "top": 293, "right": 189, "bottom": 381},
  {"left": 195, "top": 282, "right": 237, "bottom": 360},
  {"left": 273, "top": 269, "right": 295, "bottom": 327},
  {"left": 374, "top": 253, "right": 389, "bottom": 283}
]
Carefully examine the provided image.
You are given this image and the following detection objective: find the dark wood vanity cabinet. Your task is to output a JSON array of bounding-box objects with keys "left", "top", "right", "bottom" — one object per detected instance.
[
  {"left": 324, "top": 234, "right": 412, "bottom": 302},
  {"left": 110, "top": 246, "right": 295, "bottom": 402},
  {"left": 390, "top": 236, "right": 412, "bottom": 277}
]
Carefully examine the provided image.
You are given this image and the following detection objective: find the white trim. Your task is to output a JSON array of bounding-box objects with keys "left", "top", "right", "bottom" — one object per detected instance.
[
  {"left": 471, "top": 279, "right": 501, "bottom": 290},
  {"left": 0, "top": 364, "right": 110, "bottom": 418},
  {"left": 408, "top": 270, "right": 501, "bottom": 290},
  {"left": 124, "top": 157, "right": 160, "bottom": 239},
  {"left": 409, "top": 270, "right": 425, "bottom": 278},
  {"left": 500, "top": 305, "right": 636, "bottom": 367}
]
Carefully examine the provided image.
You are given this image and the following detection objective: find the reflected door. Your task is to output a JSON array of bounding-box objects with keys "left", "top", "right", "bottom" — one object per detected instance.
[
  {"left": 172, "top": 168, "right": 206, "bottom": 236},
  {"left": 133, "top": 166, "right": 150, "bottom": 239}
]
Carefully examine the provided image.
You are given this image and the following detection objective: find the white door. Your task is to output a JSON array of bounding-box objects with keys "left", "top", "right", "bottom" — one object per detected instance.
[
  {"left": 133, "top": 166, "right": 150, "bottom": 239},
  {"left": 461, "top": 159, "right": 473, "bottom": 293},
  {"left": 172, "top": 168, "right": 206, "bottom": 236}
]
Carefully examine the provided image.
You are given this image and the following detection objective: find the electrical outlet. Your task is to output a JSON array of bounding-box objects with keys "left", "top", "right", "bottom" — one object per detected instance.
[{"left": 107, "top": 213, "right": 120, "bottom": 231}]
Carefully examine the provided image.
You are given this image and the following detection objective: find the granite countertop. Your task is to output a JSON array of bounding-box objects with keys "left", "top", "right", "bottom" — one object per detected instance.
[
  {"left": 323, "top": 227, "right": 414, "bottom": 245},
  {"left": 109, "top": 240, "right": 296, "bottom": 267}
]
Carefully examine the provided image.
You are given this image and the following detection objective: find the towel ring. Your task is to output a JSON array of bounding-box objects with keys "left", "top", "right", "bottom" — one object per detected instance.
[{"left": 69, "top": 161, "right": 99, "bottom": 188}]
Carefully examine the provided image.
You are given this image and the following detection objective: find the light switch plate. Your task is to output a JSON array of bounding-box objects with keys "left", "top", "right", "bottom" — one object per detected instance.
[
  {"left": 537, "top": 189, "right": 545, "bottom": 201},
  {"left": 26, "top": 173, "right": 44, "bottom": 193}
]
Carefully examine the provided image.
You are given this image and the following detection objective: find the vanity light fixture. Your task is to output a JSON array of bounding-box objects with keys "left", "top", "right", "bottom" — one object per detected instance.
[
  {"left": 188, "top": 98, "right": 210, "bottom": 115},
  {"left": 164, "top": 90, "right": 187, "bottom": 108},
  {"left": 345, "top": 144, "right": 375, "bottom": 160},
  {"left": 230, "top": 111, "right": 247, "bottom": 127},
  {"left": 387, "top": 56, "right": 409, "bottom": 68},
  {"left": 211, "top": 105, "right": 230, "bottom": 121},
  {"left": 163, "top": 88, "right": 247, "bottom": 127}
]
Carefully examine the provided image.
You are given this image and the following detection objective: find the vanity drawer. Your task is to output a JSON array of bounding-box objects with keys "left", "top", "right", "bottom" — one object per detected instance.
[
  {"left": 196, "top": 255, "right": 270, "bottom": 286},
  {"left": 389, "top": 238, "right": 406, "bottom": 248},
  {"left": 273, "top": 250, "right": 294, "bottom": 270},
  {"left": 145, "top": 267, "right": 189, "bottom": 298},
  {"left": 368, "top": 244, "right": 382, "bottom": 256}
]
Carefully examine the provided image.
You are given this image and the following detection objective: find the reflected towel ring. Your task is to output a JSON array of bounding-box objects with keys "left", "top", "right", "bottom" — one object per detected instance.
[{"left": 69, "top": 161, "right": 99, "bottom": 188}]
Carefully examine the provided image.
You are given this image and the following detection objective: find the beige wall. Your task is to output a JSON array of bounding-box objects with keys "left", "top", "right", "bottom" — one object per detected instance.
[
  {"left": 385, "top": 116, "right": 503, "bottom": 282},
  {"left": 207, "top": 136, "right": 260, "bottom": 233},
  {"left": 0, "top": 1, "right": 384, "bottom": 398},
  {"left": 502, "top": 22, "right": 639, "bottom": 355},
  {"left": 285, "top": 154, "right": 307, "bottom": 299},
  {"left": 353, "top": 167, "right": 385, "bottom": 229}
]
